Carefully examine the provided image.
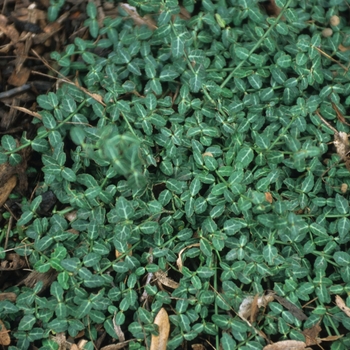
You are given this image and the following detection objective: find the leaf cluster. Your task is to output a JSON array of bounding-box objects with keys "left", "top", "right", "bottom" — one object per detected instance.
[{"left": 2, "top": 0, "right": 350, "bottom": 349}]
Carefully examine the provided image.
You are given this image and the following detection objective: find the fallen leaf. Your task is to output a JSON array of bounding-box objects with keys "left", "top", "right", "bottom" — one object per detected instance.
[
  {"left": 319, "top": 334, "right": 343, "bottom": 342},
  {"left": 239, "top": 292, "right": 274, "bottom": 322},
  {"left": 77, "top": 339, "right": 88, "bottom": 349},
  {"left": 0, "top": 320, "right": 10, "bottom": 346},
  {"left": 335, "top": 295, "right": 350, "bottom": 317},
  {"left": 250, "top": 294, "right": 260, "bottom": 323},
  {"left": 150, "top": 308, "right": 170, "bottom": 350},
  {"left": 154, "top": 270, "right": 179, "bottom": 289},
  {"left": 341, "top": 183, "right": 348, "bottom": 193},
  {"left": 273, "top": 294, "right": 308, "bottom": 321},
  {"left": 191, "top": 344, "right": 206, "bottom": 350},
  {"left": 264, "top": 192, "right": 273, "bottom": 203},
  {"left": 0, "top": 175, "right": 17, "bottom": 207},
  {"left": 7, "top": 67, "right": 31, "bottom": 87},
  {"left": 334, "top": 132, "right": 350, "bottom": 161},
  {"left": 0, "top": 292, "right": 16, "bottom": 302},
  {"left": 100, "top": 341, "right": 134, "bottom": 350},
  {"left": 339, "top": 44, "right": 350, "bottom": 52},
  {"left": 119, "top": 3, "right": 157, "bottom": 30},
  {"left": 113, "top": 312, "right": 125, "bottom": 342},
  {"left": 0, "top": 253, "right": 25, "bottom": 271},
  {"left": 263, "top": 340, "right": 309, "bottom": 350},
  {"left": 302, "top": 322, "right": 321, "bottom": 346},
  {"left": 176, "top": 243, "right": 200, "bottom": 272}
]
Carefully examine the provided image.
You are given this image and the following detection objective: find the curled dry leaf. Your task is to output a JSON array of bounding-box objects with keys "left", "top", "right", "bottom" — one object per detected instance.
[
  {"left": 335, "top": 295, "right": 350, "bottom": 317},
  {"left": 339, "top": 44, "right": 350, "bottom": 52},
  {"left": 101, "top": 342, "right": 134, "bottom": 350},
  {"left": 119, "top": 3, "right": 157, "bottom": 30},
  {"left": 0, "top": 175, "right": 17, "bottom": 207},
  {"left": 176, "top": 243, "right": 200, "bottom": 272},
  {"left": 150, "top": 308, "right": 170, "bottom": 350},
  {"left": 191, "top": 344, "right": 206, "bottom": 350},
  {"left": 113, "top": 312, "right": 125, "bottom": 342},
  {"left": 0, "top": 253, "right": 26, "bottom": 271},
  {"left": 319, "top": 334, "right": 343, "bottom": 342},
  {"left": 264, "top": 192, "right": 273, "bottom": 203},
  {"left": 238, "top": 292, "right": 274, "bottom": 322},
  {"left": 273, "top": 294, "right": 308, "bottom": 321},
  {"left": 334, "top": 132, "right": 350, "bottom": 161},
  {"left": 263, "top": 340, "right": 310, "bottom": 350},
  {"left": 154, "top": 270, "right": 179, "bottom": 289},
  {"left": 302, "top": 322, "right": 321, "bottom": 346},
  {"left": 0, "top": 292, "right": 16, "bottom": 302},
  {"left": 341, "top": 183, "right": 348, "bottom": 193},
  {"left": 0, "top": 320, "right": 10, "bottom": 346}
]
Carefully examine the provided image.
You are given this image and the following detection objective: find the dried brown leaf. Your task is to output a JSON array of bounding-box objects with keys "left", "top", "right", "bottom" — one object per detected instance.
[
  {"left": 202, "top": 152, "right": 214, "bottom": 158},
  {"left": 339, "top": 44, "right": 350, "bottom": 52},
  {"left": 263, "top": 340, "right": 309, "bottom": 350},
  {"left": 0, "top": 292, "right": 16, "bottom": 302},
  {"left": 239, "top": 293, "right": 274, "bottom": 321},
  {"left": 21, "top": 268, "right": 58, "bottom": 292},
  {"left": 273, "top": 294, "right": 308, "bottom": 321},
  {"left": 101, "top": 340, "right": 134, "bottom": 350},
  {"left": 341, "top": 183, "right": 348, "bottom": 193},
  {"left": 191, "top": 345, "right": 206, "bottom": 350},
  {"left": 8, "top": 67, "right": 31, "bottom": 86},
  {"left": 250, "top": 294, "right": 260, "bottom": 323},
  {"left": 151, "top": 308, "right": 170, "bottom": 350},
  {"left": 113, "top": 312, "right": 125, "bottom": 342},
  {"left": 0, "top": 15, "right": 19, "bottom": 44},
  {"left": 0, "top": 175, "right": 17, "bottom": 207},
  {"left": 0, "top": 253, "right": 25, "bottom": 271},
  {"left": 302, "top": 322, "right": 322, "bottom": 346},
  {"left": 78, "top": 339, "right": 89, "bottom": 349},
  {"left": 176, "top": 243, "right": 199, "bottom": 272},
  {"left": 319, "top": 334, "right": 343, "bottom": 342},
  {"left": 0, "top": 320, "right": 10, "bottom": 346},
  {"left": 119, "top": 3, "right": 157, "bottom": 30},
  {"left": 335, "top": 295, "right": 350, "bottom": 317},
  {"left": 154, "top": 270, "right": 179, "bottom": 289},
  {"left": 334, "top": 132, "right": 350, "bottom": 161},
  {"left": 264, "top": 192, "right": 273, "bottom": 203}
]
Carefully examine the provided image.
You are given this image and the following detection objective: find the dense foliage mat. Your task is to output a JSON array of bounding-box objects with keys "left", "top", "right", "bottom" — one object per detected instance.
[{"left": 2, "top": 0, "right": 350, "bottom": 349}]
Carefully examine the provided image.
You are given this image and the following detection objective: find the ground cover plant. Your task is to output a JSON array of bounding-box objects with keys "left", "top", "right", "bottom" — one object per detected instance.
[{"left": 2, "top": 0, "right": 350, "bottom": 349}]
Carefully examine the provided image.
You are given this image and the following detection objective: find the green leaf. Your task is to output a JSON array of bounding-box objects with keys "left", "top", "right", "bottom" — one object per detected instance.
[
  {"left": 277, "top": 54, "right": 291, "bottom": 67},
  {"left": 172, "top": 37, "right": 184, "bottom": 58},
  {"left": 335, "top": 194, "right": 349, "bottom": 214},
  {"left": 235, "top": 46, "right": 250, "bottom": 60},
  {"left": 189, "top": 74, "right": 202, "bottom": 93},
  {"left": 236, "top": 147, "right": 254, "bottom": 168},
  {"left": 334, "top": 252, "right": 350, "bottom": 266},
  {"left": 301, "top": 174, "right": 314, "bottom": 193},
  {"left": 139, "top": 221, "right": 159, "bottom": 234},
  {"left": 1, "top": 135, "right": 17, "bottom": 151},
  {"left": 18, "top": 314, "right": 36, "bottom": 331},
  {"left": 31, "top": 139, "right": 49, "bottom": 153},
  {"left": 62, "top": 167, "right": 76, "bottom": 182},
  {"left": 248, "top": 74, "right": 262, "bottom": 89},
  {"left": 17, "top": 211, "right": 34, "bottom": 226},
  {"left": 160, "top": 68, "right": 179, "bottom": 81},
  {"left": 116, "top": 197, "right": 134, "bottom": 220}
]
